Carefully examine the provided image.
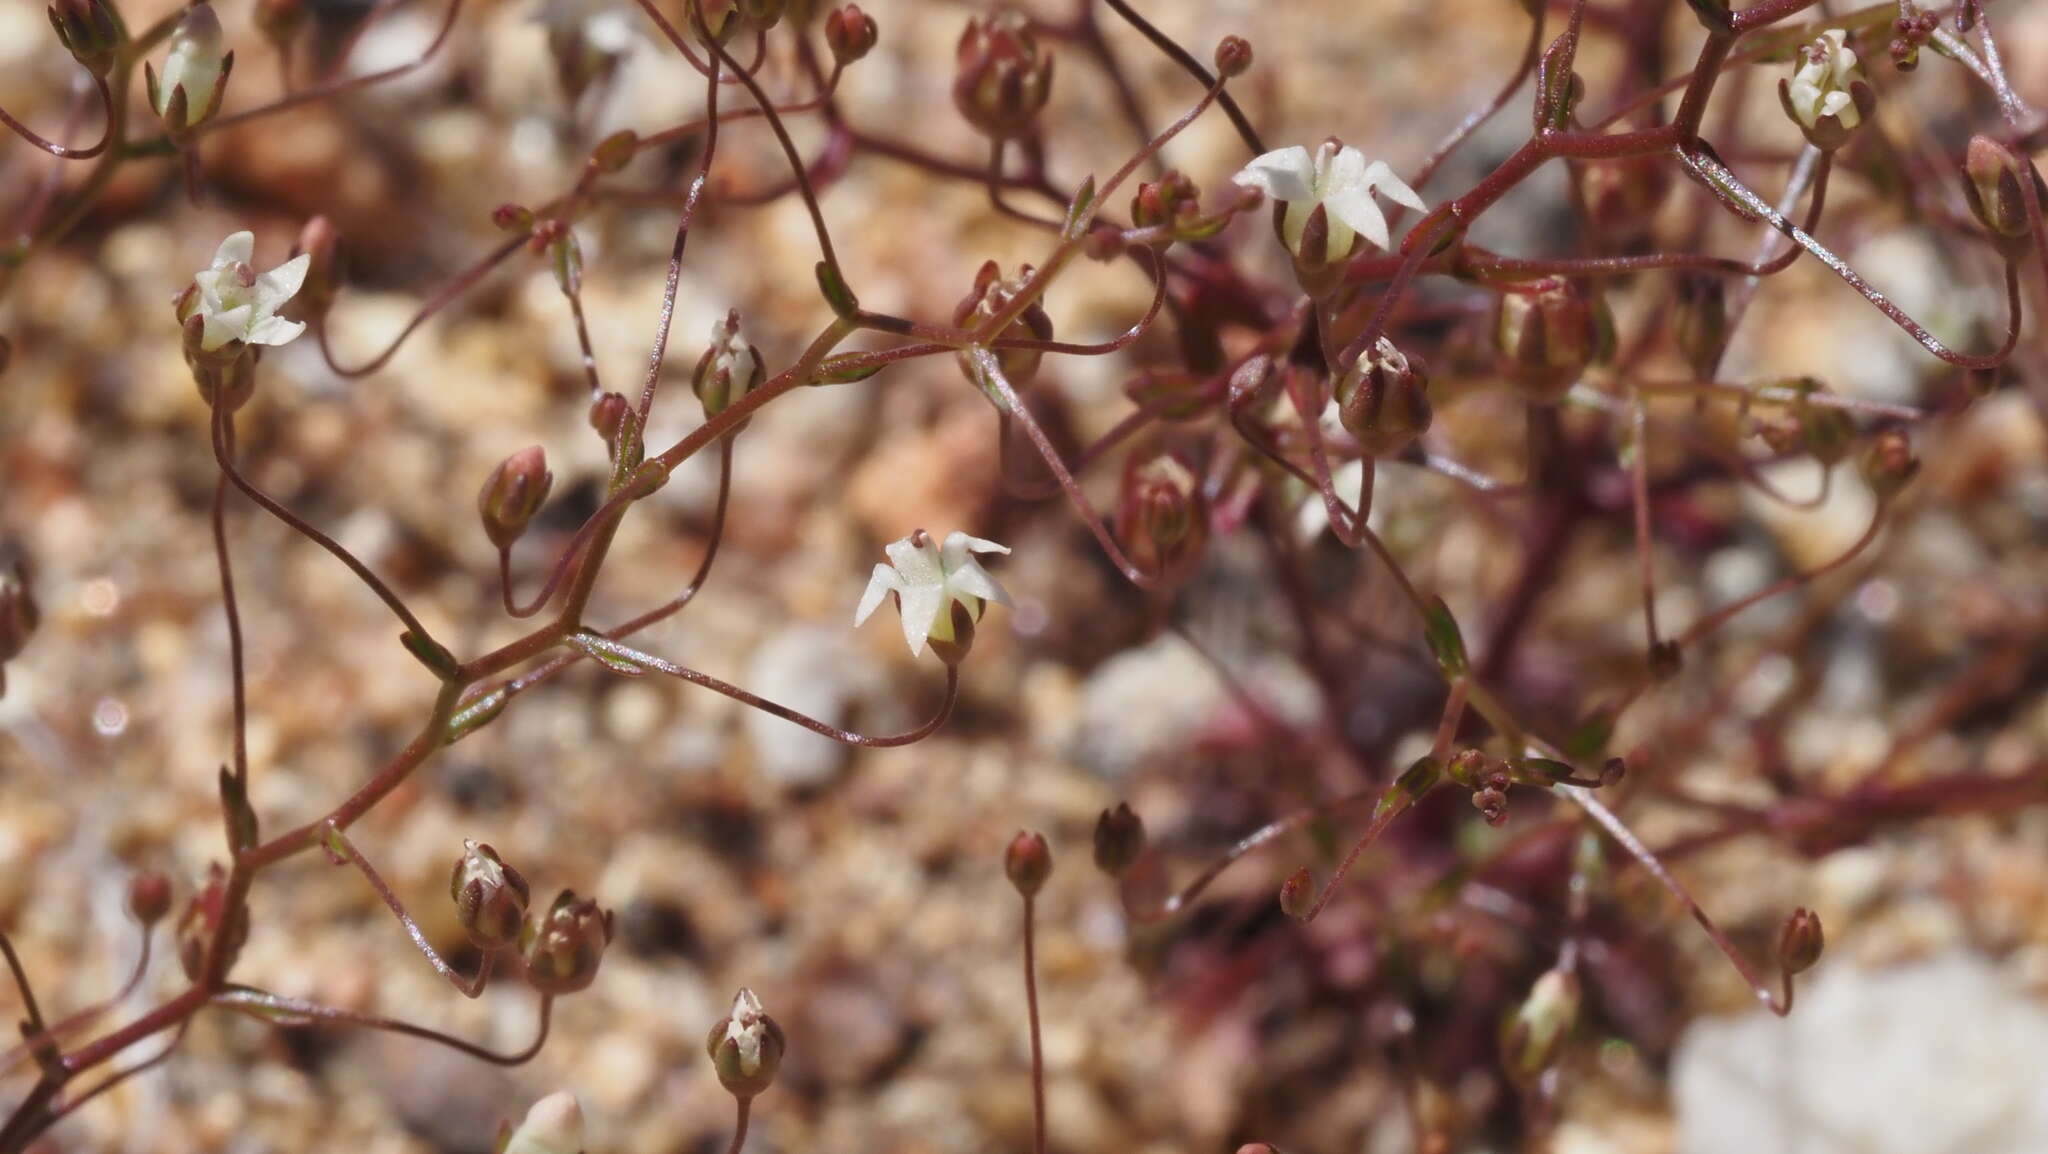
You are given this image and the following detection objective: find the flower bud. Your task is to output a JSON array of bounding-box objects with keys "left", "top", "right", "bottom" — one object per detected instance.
[
  {"left": 502, "top": 1090, "right": 583, "bottom": 1154},
  {"left": 1092, "top": 803, "right": 1146, "bottom": 877},
  {"left": 1493, "top": 279, "right": 1606, "bottom": 404},
  {"left": 1778, "top": 30, "right": 1873, "bottom": 152},
  {"left": 477, "top": 445, "right": 554, "bottom": 551},
  {"left": 176, "top": 863, "right": 247, "bottom": 981},
  {"left": 1501, "top": 969, "right": 1581, "bottom": 1081},
  {"left": 1674, "top": 273, "right": 1727, "bottom": 380},
  {"left": 953, "top": 10, "right": 1054, "bottom": 139},
  {"left": 1278, "top": 867, "right": 1315, "bottom": 920},
  {"left": 289, "top": 216, "right": 341, "bottom": 324},
  {"left": 1004, "top": 830, "right": 1052, "bottom": 897},
  {"left": 1131, "top": 170, "right": 1201, "bottom": 240},
  {"left": 1336, "top": 338, "right": 1432, "bottom": 457},
  {"left": 47, "top": 0, "right": 122, "bottom": 78},
  {"left": 1213, "top": 35, "right": 1252, "bottom": 78},
  {"left": 450, "top": 840, "right": 531, "bottom": 950},
  {"left": 591, "top": 129, "right": 638, "bottom": 174},
  {"left": 1777, "top": 907, "right": 1824, "bottom": 974},
  {"left": 1858, "top": 428, "right": 1918, "bottom": 500},
  {"left": 520, "top": 889, "right": 613, "bottom": 995},
  {"left": 693, "top": 309, "right": 765, "bottom": 421},
  {"left": 147, "top": 3, "right": 233, "bottom": 134},
  {"left": 1962, "top": 135, "right": 2045, "bottom": 250},
  {"left": 707, "top": 988, "right": 786, "bottom": 1098},
  {"left": 1115, "top": 452, "right": 1208, "bottom": 585},
  {"left": 127, "top": 870, "right": 173, "bottom": 926},
  {"left": 954, "top": 260, "right": 1054, "bottom": 389},
  {"left": 824, "top": 4, "right": 877, "bottom": 63}
]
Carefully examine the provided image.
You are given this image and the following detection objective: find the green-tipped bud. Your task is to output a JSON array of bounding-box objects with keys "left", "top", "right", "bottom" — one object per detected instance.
[
  {"left": 1494, "top": 279, "right": 1606, "bottom": 404},
  {"left": 1279, "top": 867, "right": 1315, "bottom": 920},
  {"left": 1962, "top": 135, "right": 2045, "bottom": 251},
  {"left": 953, "top": 260, "right": 1053, "bottom": 389},
  {"left": 1422, "top": 597, "right": 1467, "bottom": 677},
  {"left": 1115, "top": 452, "right": 1208, "bottom": 586},
  {"left": 149, "top": 4, "right": 232, "bottom": 134},
  {"left": 693, "top": 310, "right": 765, "bottom": 421}
]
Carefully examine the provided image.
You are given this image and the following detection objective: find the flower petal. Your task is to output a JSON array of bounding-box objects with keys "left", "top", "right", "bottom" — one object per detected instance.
[
  {"left": 257, "top": 253, "right": 311, "bottom": 306},
  {"left": 212, "top": 231, "right": 253, "bottom": 269},
  {"left": 1324, "top": 188, "right": 1391, "bottom": 251},
  {"left": 946, "top": 558, "right": 1010, "bottom": 607},
  {"left": 1362, "top": 160, "right": 1427, "bottom": 212},
  {"left": 1231, "top": 146, "right": 1316, "bottom": 202},
  {"left": 200, "top": 304, "right": 251, "bottom": 352},
  {"left": 1324, "top": 145, "right": 1370, "bottom": 199},
  {"left": 895, "top": 584, "right": 945, "bottom": 656},
  {"left": 244, "top": 314, "right": 306, "bottom": 348},
  {"left": 883, "top": 533, "right": 944, "bottom": 588},
  {"left": 853, "top": 563, "right": 902, "bottom": 626}
]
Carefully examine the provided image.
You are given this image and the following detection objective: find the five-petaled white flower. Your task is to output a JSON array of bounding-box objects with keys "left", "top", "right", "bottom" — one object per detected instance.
[
  {"left": 189, "top": 232, "right": 310, "bottom": 353},
  {"left": 1785, "top": 30, "right": 1863, "bottom": 131},
  {"left": 502, "top": 1090, "right": 583, "bottom": 1154},
  {"left": 1232, "top": 141, "right": 1425, "bottom": 263},
  {"left": 153, "top": 3, "right": 227, "bottom": 127},
  {"left": 854, "top": 530, "right": 1011, "bottom": 657}
]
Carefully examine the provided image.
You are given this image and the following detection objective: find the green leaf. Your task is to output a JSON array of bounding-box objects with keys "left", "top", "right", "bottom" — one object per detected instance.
[
  {"left": 815, "top": 260, "right": 859, "bottom": 318},
  {"left": 1062, "top": 174, "right": 1098, "bottom": 240},
  {"left": 1422, "top": 597, "right": 1468, "bottom": 678},
  {"left": 446, "top": 688, "right": 509, "bottom": 745},
  {"left": 568, "top": 630, "right": 646, "bottom": 677},
  {"left": 400, "top": 630, "right": 460, "bottom": 680}
]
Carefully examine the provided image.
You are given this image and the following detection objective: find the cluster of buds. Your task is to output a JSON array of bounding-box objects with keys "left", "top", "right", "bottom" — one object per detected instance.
[
  {"left": 1335, "top": 338, "right": 1431, "bottom": 457},
  {"left": 1004, "top": 830, "right": 1052, "bottom": 897},
  {"left": 47, "top": 0, "right": 121, "bottom": 77},
  {"left": 1962, "top": 136, "right": 2046, "bottom": 254},
  {"left": 1129, "top": 171, "right": 1226, "bottom": 247},
  {"left": 1115, "top": 452, "right": 1209, "bottom": 586},
  {"left": 499, "top": 1090, "right": 584, "bottom": 1154},
  {"left": 1750, "top": 379, "right": 1853, "bottom": 468},
  {"left": 953, "top": 10, "right": 1054, "bottom": 139},
  {"left": 451, "top": 840, "right": 531, "bottom": 950},
  {"left": 477, "top": 446, "right": 554, "bottom": 552},
  {"left": 520, "top": 889, "right": 614, "bottom": 995},
  {"left": 147, "top": 4, "right": 233, "bottom": 141},
  {"left": 707, "top": 988, "right": 786, "bottom": 1098},
  {"left": 854, "top": 529, "right": 1012, "bottom": 663},
  {"left": 0, "top": 562, "right": 37, "bottom": 697},
  {"left": 1888, "top": 4, "right": 1940, "bottom": 71},
  {"left": 1492, "top": 278, "right": 1608, "bottom": 404},
  {"left": 694, "top": 310, "right": 765, "bottom": 422},
  {"left": 1779, "top": 29, "right": 1872, "bottom": 152},
  {"left": 954, "top": 261, "right": 1054, "bottom": 390},
  {"left": 1093, "top": 803, "right": 1146, "bottom": 877},
  {"left": 824, "top": 4, "right": 877, "bottom": 65},
  {"left": 175, "top": 863, "right": 249, "bottom": 981},
  {"left": 174, "top": 232, "right": 312, "bottom": 412},
  {"left": 1448, "top": 749, "right": 1515, "bottom": 826}
]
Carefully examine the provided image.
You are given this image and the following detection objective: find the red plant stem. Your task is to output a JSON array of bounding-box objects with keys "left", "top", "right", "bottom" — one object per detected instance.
[
  {"left": 724, "top": 1096, "right": 753, "bottom": 1154},
  {"left": 321, "top": 824, "right": 496, "bottom": 998},
  {"left": 0, "top": 77, "right": 113, "bottom": 160},
  {"left": 1021, "top": 892, "right": 1047, "bottom": 1154}
]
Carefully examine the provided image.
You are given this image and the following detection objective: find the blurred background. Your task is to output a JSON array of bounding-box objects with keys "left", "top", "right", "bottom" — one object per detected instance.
[{"left": 1, "top": 0, "right": 2046, "bottom": 1151}]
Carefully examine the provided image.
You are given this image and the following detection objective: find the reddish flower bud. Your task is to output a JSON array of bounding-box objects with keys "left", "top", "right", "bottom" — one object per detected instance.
[
  {"left": 1278, "top": 867, "right": 1316, "bottom": 920},
  {"left": 824, "top": 4, "right": 877, "bottom": 64},
  {"left": 1778, "top": 907, "right": 1824, "bottom": 974},
  {"left": 450, "top": 840, "right": 531, "bottom": 950},
  {"left": 1115, "top": 452, "right": 1208, "bottom": 585},
  {"left": 492, "top": 203, "right": 537, "bottom": 234},
  {"left": 1962, "top": 136, "right": 2046, "bottom": 251},
  {"left": 1335, "top": 338, "right": 1432, "bottom": 457},
  {"left": 1494, "top": 278, "right": 1606, "bottom": 404},
  {"left": 1004, "top": 829, "right": 1052, "bottom": 897},
  {"left": 1130, "top": 170, "right": 1201, "bottom": 243},
  {"left": 954, "top": 260, "right": 1054, "bottom": 389},
  {"left": 706, "top": 988, "right": 786, "bottom": 1098},
  {"left": 1213, "top": 35, "right": 1252, "bottom": 78},
  {"left": 520, "top": 889, "right": 613, "bottom": 995},
  {"left": 953, "top": 10, "right": 1054, "bottom": 139},
  {"left": 47, "top": 0, "right": 122, "bottom": 77},
  {"left": 1858, "top": 428, "right": 1918, "bottom": 500},
  {"left": 127, "top": 870, "right": 173, "bottom": 926},
  {"left": 1092, "top": 803, "right": 1146, "bottom": 877},
  {"left": 477, "top": 445, "right": 554, "bottom": 551}
]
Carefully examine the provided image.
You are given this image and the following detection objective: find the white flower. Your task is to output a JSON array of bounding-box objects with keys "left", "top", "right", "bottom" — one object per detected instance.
[
  {"left": 153, "top": 4, "right": 226, "bottom": 126},
  {"left": 502, "top": 1090, "right": 583, "bottom": 1154},
  {"left": 1232, "top": 141, "right": 1426, "bottom": 263},
  {"left": 1785, "top": 30, "right": 1862, "bottom": 131},
  {"left": 854, "top": 530, "right": 1011, "bottom": 656},
  {"left": 721, "top": 989, "right": 768, "bottom": 1077},
  {"left": 189, "top": 232, "right": 310, "bottom": 353}
]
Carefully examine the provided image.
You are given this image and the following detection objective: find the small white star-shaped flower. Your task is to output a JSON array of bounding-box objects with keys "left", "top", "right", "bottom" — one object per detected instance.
[
  {"left": 190, "top": 232, "right": 310, "bottom": 353},
  {"left": 854, "top": 530, "right": 1011, "bottom": 656},
  {"left": 1232, "top": 141, "right": 1425, "bottom": 263},
  {"left": 1785, "top": 30, "right": 1862, "bottom": 131},
  {"left": 153, "top": 3, "right": 226, "bottom": 126}
]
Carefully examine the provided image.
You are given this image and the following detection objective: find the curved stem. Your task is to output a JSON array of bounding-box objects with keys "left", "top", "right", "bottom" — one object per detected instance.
[
  {"left": 0, "top": 76, "right": 113, "bottom": 160},
  {"left": 315, "top": 235, "right": 527, "bottom": 378},
  {"left": 1677, "top": 500, "right": 1885, "bottom": 648},
  {"left": 724, "top": 1095, "right": 753, "bottom": 1154},
  {"left": 319, "top": 824, "right": 496, "bottom": 998},
  {"left": 212, "top": 986, "right": 553, "bottom": 1064}
]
